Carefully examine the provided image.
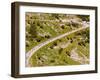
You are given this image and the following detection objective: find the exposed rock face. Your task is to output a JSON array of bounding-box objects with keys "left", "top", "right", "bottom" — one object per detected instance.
[{"left": 70, "top": 48, "right": 89, "bottom": 64}]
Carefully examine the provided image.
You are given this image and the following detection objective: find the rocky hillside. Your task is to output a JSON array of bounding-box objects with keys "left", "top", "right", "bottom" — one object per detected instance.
[{"left": 25, "top": 12, "right": 90, "bottom": 67}]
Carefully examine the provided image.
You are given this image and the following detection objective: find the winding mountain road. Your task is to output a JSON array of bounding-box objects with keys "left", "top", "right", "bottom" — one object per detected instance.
[{"left": 26, "top": 25, "right": 89, "bottom": 66}]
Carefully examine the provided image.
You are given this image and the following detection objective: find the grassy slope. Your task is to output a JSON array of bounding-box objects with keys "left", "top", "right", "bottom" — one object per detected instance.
[
  {"left": 26, "top": 13, "right": 82, "bottom": 52},
  {"left": 26, "top": 12, "right": 90, "bottom": 67},
  {"left": 29, "top": 28, "right": 89, "bottom": 67}
]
